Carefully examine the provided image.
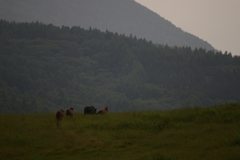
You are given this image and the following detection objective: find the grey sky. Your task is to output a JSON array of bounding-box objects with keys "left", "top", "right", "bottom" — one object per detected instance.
[{"left": 135, "top": 0, "right": 240, "bottom": 56}]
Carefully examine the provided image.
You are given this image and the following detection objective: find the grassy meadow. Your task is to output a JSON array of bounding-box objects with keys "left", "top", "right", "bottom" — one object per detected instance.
[{"left": 0, "top": 104, "right": 240, "bottom": 160}]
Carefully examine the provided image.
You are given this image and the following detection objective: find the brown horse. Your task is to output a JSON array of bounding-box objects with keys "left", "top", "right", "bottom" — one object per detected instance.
[
  {"left": 66, "top": 108, "right": 74, "bottom": 117},
  {"left": 98, "top": 106, "right": 108, "bottom": 114},
  {"left": 56, "top": 109, "right": 64, "bottom": 123}
]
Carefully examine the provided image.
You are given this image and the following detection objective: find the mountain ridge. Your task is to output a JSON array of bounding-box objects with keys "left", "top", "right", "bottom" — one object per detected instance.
[{"left": 0, "top": 0, "right": 214, "bottom": 50}]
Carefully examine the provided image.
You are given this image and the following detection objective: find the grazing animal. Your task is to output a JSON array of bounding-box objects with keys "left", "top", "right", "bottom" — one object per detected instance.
[
  {"left": 56, "top": 109, "right": 64, "bottom": 123},
  {"left": 66, "top": 107, "right": 74, "bottom": 117},
  {"left": 98, "top": 106, "right": 108, "bottom": 114},
  {"left": 84, "top": 106, "right": 97, "bottom": 114}
]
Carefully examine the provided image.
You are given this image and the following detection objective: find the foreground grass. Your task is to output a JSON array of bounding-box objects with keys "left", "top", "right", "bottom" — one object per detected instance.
[{"left": 0, "top": 104, "right": 240, "bottom": 160}]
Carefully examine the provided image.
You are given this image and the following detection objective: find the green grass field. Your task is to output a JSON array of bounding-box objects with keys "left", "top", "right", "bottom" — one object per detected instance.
[{"left": 0, "top": 104, "right": 240, "bottom": 160}]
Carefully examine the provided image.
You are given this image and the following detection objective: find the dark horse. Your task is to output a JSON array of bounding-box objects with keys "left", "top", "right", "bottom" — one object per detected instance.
[{"left": 84, "top": 106, "right": 97, "bottom": 114}]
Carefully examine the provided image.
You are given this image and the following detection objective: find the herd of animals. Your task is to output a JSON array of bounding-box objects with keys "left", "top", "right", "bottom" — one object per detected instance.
[{"left": 56, "top": 106, "right": 109, "bottom": 123}]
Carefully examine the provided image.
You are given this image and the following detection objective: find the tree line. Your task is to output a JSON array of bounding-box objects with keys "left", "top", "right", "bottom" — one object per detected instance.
[{"left": 0, "top": 20, "right": 240, "bottom": 113}]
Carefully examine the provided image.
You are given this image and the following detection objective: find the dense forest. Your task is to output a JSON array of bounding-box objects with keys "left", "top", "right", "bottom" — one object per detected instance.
[{"left": 0, "top": 20, "right": 240, "bottom": 114}]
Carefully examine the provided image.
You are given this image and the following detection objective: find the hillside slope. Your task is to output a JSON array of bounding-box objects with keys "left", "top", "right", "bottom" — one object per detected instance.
[{"left": 0, "top": 0, "right": 214, "bottom": 50}]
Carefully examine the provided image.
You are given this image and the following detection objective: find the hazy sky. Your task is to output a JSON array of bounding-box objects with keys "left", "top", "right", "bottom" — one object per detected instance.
[{"left": 135, "top": 0, "right": 240, "bottom": 56}]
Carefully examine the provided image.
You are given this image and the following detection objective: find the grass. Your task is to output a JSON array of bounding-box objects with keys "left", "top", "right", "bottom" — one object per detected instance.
[{"left": 0, "top": 103, "right": 240, "bottom": 160}]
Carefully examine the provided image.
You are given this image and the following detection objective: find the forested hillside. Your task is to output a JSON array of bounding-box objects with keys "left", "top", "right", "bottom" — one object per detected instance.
[
  {"left": 0, "top": 0, "right": 214, "bottom": 51},
  {"left": 0, "top": 20, "right": 240, "bottom": 114}
]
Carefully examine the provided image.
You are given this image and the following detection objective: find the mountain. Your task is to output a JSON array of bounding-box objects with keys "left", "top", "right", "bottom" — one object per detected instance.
[{"left": 0, "top": 0, "right": 214, "bottom": 50}]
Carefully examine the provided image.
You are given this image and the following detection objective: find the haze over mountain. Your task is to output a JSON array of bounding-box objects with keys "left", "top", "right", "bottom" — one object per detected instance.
[{"left": 0, "top": 0, "right": 214, "bottom": 50}]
